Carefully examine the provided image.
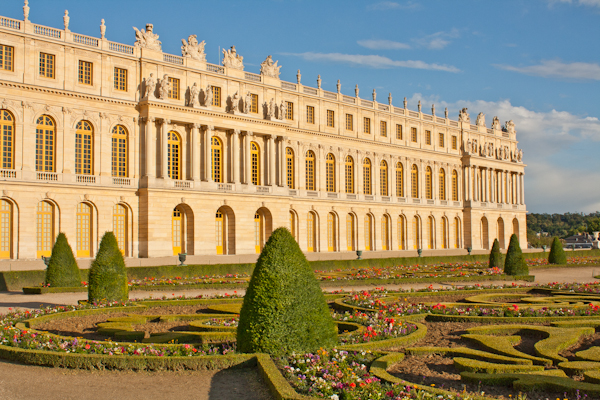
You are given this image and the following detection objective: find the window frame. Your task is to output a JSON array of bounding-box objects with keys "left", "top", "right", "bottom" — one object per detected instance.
[
  {"left": 326, "top": 109, "right": 335, "bottom": 128},
  {"left": 439, "top": 132, "right": 445, "bottom": 148},
  {"left": 425, "top": 130, "right": 431, "bottom": 145},
  {"left": 114, "top": 67, "right": 127, "bottom": 91},
  {"left": 306, "top": 105, "right": 315, "bottom": 124},
  {"left": 452, "top": 135, "right": 458, "bottom": 150},
  {"left": 380, "top": 120, "right": 387, "bottom": 137},
  {"left": 212, "top": 86, "right": 221, "bottom": 107},
  {"left": 39, "top": 52, "right": 55, "bottom": 79},
  {"left": 168, "top": 77, "right": 180, "bottom": 100},
  {"left": 411, "top": 127, "right": 417, "bottom": 142},
  {"left": 396, "top": 124, "right": 403, "bottom": 140},
  {"left": 251, "top": 94, "right": 259, "bottom": 114},
  {"left": 363, "top": 117, "right": 371, "bottom": 134},
  {"left": 285, "top": 101, "right": 294, "bottom": 120},
  {"left": 345, "top": 114, "right": 353, "bottom": 131},
  {"left": 0, "top": 45, "right": 14, "bottom": 72},
  {"left": 78, "top": 60, "right": 93, "bottom": 86}
]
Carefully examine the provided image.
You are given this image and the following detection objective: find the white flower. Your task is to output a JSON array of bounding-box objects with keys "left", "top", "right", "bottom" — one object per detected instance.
[{"left": 330, "top": 395, "right": 339, "bottom": 400}]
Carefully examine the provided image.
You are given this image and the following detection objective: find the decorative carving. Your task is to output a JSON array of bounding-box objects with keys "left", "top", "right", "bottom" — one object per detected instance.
[
  {"left": 133, "top": 24, "right": 162, "bottom": 51},
  {"left": 222, "top": 46, "right": 244, "bottom": 70},
  {"left": 404, "top": 97, "right": 407, "bottom": 109},
  {"left": 268, "top": 98, "right": 275, "bottom": 119},
  {"left": 516, "top": 148, "right": 523, "bottom": 162},
  {"left": 476, "top": 112, "right": 485, "bottom": 127},
  {"left": 372, "top": 89, "right": 376, "bottom": 101},
  {"left": 244, "top": 92, "right": 251, "bottom": 114},
  {"left": 158, "top": 74, "right": 170, "bottom": 99},
  {"left": 279, "top": 100, "right": 287, "bottom": 120},
  {"left": 63, "top": 10, "right": 70, "bottom": 31},
  {"left": 418, "top": 100, "right": 421, "bottom": 112},
  {"left": 445, "top": 107, "right": 448, "bottom": 118},
  {"left": 189, "top": 82, "right": 200, "bottom": 107},
  {"left": 181, "top": 35, "right": 206, "bottom": 61},
  {"left": 204, "top": 85, "right": 213, "bottom": 107},
  {"left": 431, "top": 104, "right": 435, "bottom": 116},
  {"left": 492, "top": 116, "right": 501, "bottom": 130},
  {"left": 337, "top": 80, "right": 341, "bottom": 93},
  {"left": 459, "top": 108, "right": 470, "bottom": 123},
  {"left": 231, "top": 91, "right": 240, "bottom": 113},
  {"left": 144, "top": 73, "right": 156, "bottom": 99},
  {"left": 388, "top": 93, "right": 392, "bottom": 105},
  {"left": 355, "top": 84, "right": 359, "bottom": 97},
  {"left": 296, "top": 69, "right": 301, "bottom": 84},
  {"left": 317, "top": 75, "right": 321, "bottom": 89},
  {"left": 259, "top": 55, "right": 281, "bottom": 78},
  {"left": 23, "top": 0, "right": 30, "bottom": 21},
  {"left": 100, "top": 19, "right": 106, "bottom": 39},
  {"left": 504, "top": 120, "right": 516, "bottom": 135}
]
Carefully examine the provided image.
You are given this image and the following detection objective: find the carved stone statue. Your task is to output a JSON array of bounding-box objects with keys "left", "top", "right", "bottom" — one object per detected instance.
[
  {"left": 403, "top": 97, "right": 407, "bottom": 109},
  {"left": 100, "top": 19, "right": 106, "bottom": 39},
  {"left": 181, "top": 35, "right": 206, "bottom": 61},
  {"left": 492, "top": 116, "right": 501, "bottom": 130},
  {"left": 204, "top": 85, "right": 213, "bottom": 107},
  {"left": 445, "top": 108, "right": 448, "bottom": 118},
  {"left": 133, "top": 24, "right": 162, "bottom": 51},
  {"left": 231, "top": 91, "right": 240, "bottom": 112},
  {"left": 471, "top": 139, "right": 478, "bottom": 154},
  {"left": 222, "top": 46, "right": 244, "bottom": 70},
  {"left": 466, "top": 139, "right": 472, "bottom": 154},
  {"left": 268, "top": 98, "right": 275, "bottom": 119},
  {"left": 279, "top": 100, "right": 287, "bottom": 120},
  {"left": 459, "top": 108, "right": 470, "bottom": 123},
  {"left": 476, "top": 112, "right": 485, "bottom": 127},
  {"left": 158, "top": 74, "right": 170, "bottom": 99},
  {"left": 505, "top": 120, "right": 516, "bottom": 134},
  {"left": 259, "top": 55, "right": 281, "bottom": 78},
  {"left": 244, "top": 91, "right": 251, "bottom": 114},
  {"left": 418, "top": 100, "right": 421, "bottom": 112},
  {"left": 189, "top": 82, "right": 199, "bottom": 107},
  {"left": 517, "top": 149, "right": 523, "bottom": 162},
  {"left": 431, "top": 104, "right": 435, "bottom": 116},
  {"left": 145, "top": 73, "right": 156, "bottom": 99},
  {"left": 487, "top": 142, "right": 494, "bottom": 157},
  {"left": 63, "top": 10, "right": 70, "bottom": 31}
]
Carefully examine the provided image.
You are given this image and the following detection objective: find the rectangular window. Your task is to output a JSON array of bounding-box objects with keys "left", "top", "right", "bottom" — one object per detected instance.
[
  {"left": 78, "top": 60, "right": 93, "bottom": 85},
  {"left": 411, "top": 127, "right": 417, "bottom": 142},
  {"left": 425, "top": 130, "right": 431, "bottom": 145},
  {"left": 326, "top": 110, "right": 334, "bottom": 127},
  {"left": 345, "top": 114, "right": 353, "bottom": 131},
  {"left": 168, "top": 77, "right": 180, "bottom": 99},
  {"left": 212, "top": 86, "right": 221, "bottom": 107},
  {"left": 285, "top": 101, "right": 293, "bottom": 120},
  {"left": 306, "top": 105, "right": 315, "bottom": 124},
  {"left": 114, "top": 67, "right": 127, "bottom": 91},
  {"left": 364, "top": 117, "right": 371, "bottom": 134},
  {"left": 251, "top": 94, "right": 258, "bottom": 113},
  {"left": 0, "top": 45, "right": 14, "bottom": 71},
  {"left": 39, "top": 53, "right": 55, "bottom": 78},
  {"left": 439, "top": 133, "right": 445, "bottom": 147},
  {"left": 396, "top": 124, "right": 403, "bottom": 140},
  {"left": 452, "top": 135, "right": 457, "bottom": 150},
  {"left": 380, "top": 120, "right": 387, "bottom": 137}
]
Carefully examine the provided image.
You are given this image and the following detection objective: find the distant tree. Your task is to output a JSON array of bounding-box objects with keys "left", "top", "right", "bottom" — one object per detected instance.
[
  {"left": 504, "top": 234, "right": 528, "bottom": 276},
  {"left": 489, "top": 239, "right": 502, "bottom": 269},
  {"left": 548, "top": 237, "right": 567, "bottom": 265}
]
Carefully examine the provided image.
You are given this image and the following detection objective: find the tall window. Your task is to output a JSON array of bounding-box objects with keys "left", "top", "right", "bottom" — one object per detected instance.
[
  {"left": 250, "top": 94, "right": 259, "bottom": 113},
  {"left": 326, "top": 110, "right": 334, "bottom": 127},
  {"left": 36, "top": 115, "right": 55, "bottom": 172},
  {"left": 481, "top": 217, "right": 489, "bottom": 250},
  {"left": 439, "top": 168, "right": 446, "bottom": 200},
  {"left": 289, "top": 211, "right": 297, "bottom": 241},
  {"left": 0, "top": 45, "right": 14, "bottom": 71},
  {"left": 114, "top": 67, "right": 127, "bottom": 91},
  {"left": 411, "top": 127, "right": 417, "bottom": 142},
  {"left": 364, "top": 214, "right": 372, "bottom": 251},
  {"left": 425, "top": 167, "right": 433, "bottom": 199},
  {"left": 396, "top": 124, "right": 403, "bottom": 140},
  {"left": 325, "top": 153, "right": 335, "bottom": 192},
  {"left": 452, "top": 170, "right": 459, "bottom": 201},
  {"left": 345, "top": 114, "right": 353, "bottom": 130},
  {"left": 380, "top": 121, "right": 387, "bottom": 137},
  {"left": 167, "top": 131, "right": 181, "bottom": 180},
  {"left": 172, "top": 207, "right": 183, "bottom": 255},
  {"left": 36, "top": 201, "right": 54, "bottom": 257},
  {"left": 306, "top": 105, "right": 315, "bottom": 124},
  {"left": 78, "top": 60, "right": 92, "bottom": 85},
  {"left": 286, "top": 147, "right": 294, "bottom": 188},
  {"left": 111, "top": 125, "right": 128, "bottom": 177},
  {"left": 454, "top": 217, "right": 461, "bottom": 248},
  {"left": 439, "top": 133, "right": 445, "bottom": 147},
  {"left": 305, "top": 150, "right": 315, "bottom": 191},
  {"left": 75, "top": 121, "right": 93, "bottom": 175},
  {"left": 113, "top": 204, "right": 127, "bottom": 255},
  {"left": 307, "top": 211, "right": 316, "bottom": 252},
  {"left": 211, "top": 86, "right": 221, "bottom": 107},
  {"left": 397, "top": 215, "right": 406, "bottom": 250},
  {"left": 327, "top": 212, "right": 337, "bottom": 252},
  {"left": 168, "top": 77, "right": 180, "bottom": 99},
  {"left": 452, "top": 135, "right": 457, "bottom": 150},
  {"left": 345, "top": 156, "right": 354, "bottom": 194},
  {"left": 380, "top": 160, "right": 388, "bottom": 196},
  {"left": 211, "top": 137, "right": 222, "bottom": 183},
  {"left": 411, "top": 164, "right": 419, "bottom": 198},
  {"left": 216, "top": 211, "right": 225, "bottom": 254},
  {"left": 0, "top": 199, "right": 12, "bottom": 259},
  {"left": 346, "top": 214, "right": 355, "bottom": 251},
  {"left": 0, "top": 110, "right": 14, "bottom": 169},
  {"left": 363, "top": 117, "right": 371, "bottom": 134},
  {"left": 254, "top": 212, "right": 265, "bottom": 254},
  {"left": 425, "top": 130, "right": 431, "bottom": 145},
  {"left": 395, "top": 162, "right": 404, "bottom": 197},
  {"left": 251, "top": 142, "right": 260, "bottom": 185},
  {"left": 76, "top": 202, "right": 92, "bottom": 257},
  {"left": 381, "top": 215, "right": 389, "bottom": 250},
  {"left": 413, "top": 215, "right": 420, "bottom": 249},
  {"left": 285, "top": 101, "right": 294, "bottom": 120},
  {"left": 428, "top": 216, "right": 435, "bottom": 249},
  {"left": 441, "top": 218, "right": 448, "bottom": 249},
  {"left": 363, "top": 158, "right": 372, "bottom": 195},
  {"left": 39, "top": 53, "right": 55, "bottom": 78}
]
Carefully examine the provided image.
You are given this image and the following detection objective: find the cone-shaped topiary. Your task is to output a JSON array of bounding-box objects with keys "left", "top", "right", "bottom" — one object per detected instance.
[
  {"left": 237, "top": 227, "right": 338, "bottom": 356},
  {"left": 504, "top": 233, "right": 528, "bottom": 276},
  {"left": 548, "top": 237, "right": 567, "bottom": 265},
  {"left": 88, "top": 231, "right": 128, "bottom": 303},
  {"left": 44, "top": 232, "right": 81, "bottom": 287},
  {"left": 489, "top": 238, "right": 502, "bottom": 269}
]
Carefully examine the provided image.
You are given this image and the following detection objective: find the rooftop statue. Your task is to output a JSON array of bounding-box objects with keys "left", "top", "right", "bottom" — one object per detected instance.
[
  {"left": 476, "top": 112, "right": 485, "bottom": 127},
  {"left": 133, "top": 24, "right": 162, "bottom": 51},
  {"left": 222, "top": 46, "right": 244, "bottom": 70},
  {"left": 260, "top": 55, "right": 281, "bottom": 78},
  {"left": 459, "top": 108, "right": 470, "bottom": 123},
  {"left": 505, "top": 120, "right": 516, "bottom": 134},
  {"left": 492, "top": 116, "right": 501, "bottom": 130},
  {"left": 181, "top": 35, "right": 206, "bottom": 61}
]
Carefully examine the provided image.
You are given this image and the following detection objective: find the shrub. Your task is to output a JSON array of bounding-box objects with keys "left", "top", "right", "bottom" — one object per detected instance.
[
  {"left": 44, "top": 233, "right": 82, "bottom": 287},
  {"left": 504, "top": 234, "right": 529, "bottom": 276},
  {"left": 88, "top": 232, "right": 128, "bottom": 303},
  {"left": 489, "top": 238, "right": 502, "bottom": 269},
  {"left": 548, "top": 237, "right": 567, "bottom": 265},
  {"left": 237, "top": 227, "right": 338, "bottom": 356}
]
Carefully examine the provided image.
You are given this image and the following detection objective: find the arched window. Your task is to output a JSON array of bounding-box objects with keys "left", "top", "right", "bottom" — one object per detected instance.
[
  {"left": 512, "top": 218, "right": 519, "bottom": 240},
  {"left": 172, "top": 207, "right": 184, "bottom": 255},
  {"left": 76, "top": 202, "right": 92, "bottom": 257},
  {"left": 380, "top": 160, "right": 388, "bottom": 196},
  {"left": 36, "top": 201, "right": 54, "bottom": 257},
  {"left": 327, "top": 212, "right": 337, "bottom": 252},
  {"left": 396, "top": 162, "right": 404, "bottom": 197},
  {"left": 75, "top": 121, "right": 93, "bottom": 175},
  {"left": 111, "top": 125, "right": 128, "bottom": 177},
  {"left": 428, "top": 216, "right": 435, "bottom": 249},
  {"left": 497, "top": 217, "right": 505, "bottom": 248},
  {"left": 325, "top": 153, "right": 335, "bottom": 192},
  {"left": 425, "top": 167, "right": 433, "bottom": 200},
  {"left": 363, "top": 158, "right": 372, "bottom": 195},
  {"left": 411, "top": 165, "right": 419, "bottom": 198},
  {"left": 441, "top": 217, "right": 448, "bottom": 249},
  {"left": 113, "top": 204, "right": 128, "bottom": 255},
  {"left": 0, "top": 110, "right": 15, "bottom": 169},
  {"left": 397, "top": 215, "right": 406, "bottom": 250},
  {"left": 481, "top": 217, "right": 489, "bottom": 250},
  {"left": 0, "top": 199, "right": 12, "bottom": 259},
  {"left": 289, "top": 210, "right": 297, "bottom": 241},
  {"left": 254, "top": 211, "right": 265, "bottom": 254},
  {"left": 452, "top": 170, "right": 458, "bottom": 201},
  {"left": 364, "top": 214, "right": 373, "bottom": 251},
  {"left": 216, "top": 211, "right": 225, "bottom": 254},
  {"left": 167, "top": 131, "right": 181, "bottom": 180},
  {"left": 251, "top": 141, "right": 260, "bottom": 185},
  {"left": 307, "top": 211, "right": 317, "bottom": 252},
  {"left": 36, "top": 115, "right": 56, "bottom": 172},
  {"left": 346, "top": 213, "right": 355, "bottom": 251},
  {"left": 381, "top": 215, "right": 390, "bottom": 250},
  {"left": 286, "top": 147, "right": 294, "bottom": 189},
  {"left": 212, "top": 136, "right": 223, "bottom": 183},
  {"left": 454, "top": 217, "right": 461, "bottom": 249},
  {"left": 305, "top": 150, "right": 315, "bottom": 191},
  {"left": 439, "top": 168, "right": 446, "bottom": 200},
  {"left": 345, "top": 155, "right": 354, "bottom": 194},
  {"left": 413, "top": 215, "right": 421, "bottom": 249}
]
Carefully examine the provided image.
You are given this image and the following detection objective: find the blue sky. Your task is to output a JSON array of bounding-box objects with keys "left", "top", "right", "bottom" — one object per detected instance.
[{"left": 5, "top": 0, "right": 600, "bottom": 213}]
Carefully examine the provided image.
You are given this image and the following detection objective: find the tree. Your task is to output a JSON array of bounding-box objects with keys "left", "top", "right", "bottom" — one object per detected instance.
[
  {"left": 548, "top": 236, "right": 567, "bottom": 265},
  {"left": 489, "top": 238, "right": 502, "bottom": 269},
  {"left": 237, "top": 227, "right": 338, "bottom": 356},
  {"left": 44, "top": 232, "right": 81, "bottom": 287},
  {"left": 504, "top": 233, "right": 529, "bottom": 276},
  {"left": 88, "top": 232, "right": 128, "bottom": 302}
]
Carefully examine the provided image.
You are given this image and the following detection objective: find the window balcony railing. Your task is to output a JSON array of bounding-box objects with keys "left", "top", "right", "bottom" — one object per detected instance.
[
  {"left": 73, "top": 33, "right": 99, "bottom": 47},
  {"left": 412, "top": 198, "right": 421, "bottom": 204},
  {"left": 327, "top": 192, "right": 338, "bottom": 198},
  {"left": 36, "top": 172, "right": 58, "bottom": 181},
  {"left": 34, "top": 24, "right": 62, "bottom": 39},
  {"left": 306, "top": 191, "right": 318, "bottom": 197},
  {"left": 256, "top": 186, "right": 270, "bottom": 193},
  {"left": 0, "top": 16, "right": 21, "bottom": 30},
  {"left": 173, "top": 180, "right": 192, "bottom": 189},
  {"left": 346, "top": 193, "right": 357, "bottom": 200},
  {"left": 0, "top": 169, "right": 17, "bottom": 179},
  {"left": 397, "top": 197, "right": 406, "bottom": 203},
  {"left": 381, "top": 196, "right": 390, "bottom": 202},
  {"left": 76, "top": 175, "right": 96, "bottom": 184},
  {"left": 112, "top": 177, "right": 131, "bottom": 186},
  {"left": 364, "top": 195, "right": 374, "bottom": 201},
  {"left": 288, "top": 189, "right": 298, "bottom": 196},
  {"left": 427, "top": 199, "right": 435, "bottom": 205},
  {"left": 218, "top": 183, "right": 233, "bottom": 191}
]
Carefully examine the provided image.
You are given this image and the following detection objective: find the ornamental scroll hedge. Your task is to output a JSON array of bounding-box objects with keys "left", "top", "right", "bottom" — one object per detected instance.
[
  {"left": 88, "top": 232, "right": 128, "bottom": 303},
  {"left": 44, "top": 232, "right": 82, "bottom": 288},
  {"left": 237, "top": 227, "right": 338, "bottom": 356}
]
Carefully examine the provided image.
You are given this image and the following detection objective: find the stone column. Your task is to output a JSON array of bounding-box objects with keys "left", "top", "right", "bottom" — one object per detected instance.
[
  {"left": 464, "top": 166, "right": 470, "bottom": 201},
  {"left": 145, "top": 117, "right": 155, "bottom": 177},
  {"left": 520, "top": 173, "right": 525, "bottom": 204},
  {"left": 160, "top": 119, "right": 170, "bottom": 179},
  {"left": 268, "top": 134, "right": 276, "bottom": 186},
  {"left": 204, "top": 125, "right": 213, "bottom": 182},
  {"left": 232, "top": 129, "right": 241, "bottom": 184},
  {"left": 190, "top": 123, "right": 200, "bottom": 181}
]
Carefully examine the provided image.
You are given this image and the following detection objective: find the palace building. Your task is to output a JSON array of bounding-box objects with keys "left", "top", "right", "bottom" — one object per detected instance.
[{"left": 0, "top": 5, "right": 527, "bottom": 264}]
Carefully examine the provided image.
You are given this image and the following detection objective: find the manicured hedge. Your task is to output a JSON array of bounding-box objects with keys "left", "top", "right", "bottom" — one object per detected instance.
[
  {"left": 339, "top": 322, "right": 427, "bottom": 351},
  {"left": 453, "top": 357, "right": 544, "bottom": 374},
  {"left": 405, "top": 346, "right": 533, "bottom": 365}
]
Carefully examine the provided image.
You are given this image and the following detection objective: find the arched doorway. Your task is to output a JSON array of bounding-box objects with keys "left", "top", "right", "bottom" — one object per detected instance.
[
  {"left": 497, "top": 217, "right": 505, "bottom": 248},
  {"left": 254, "top": 207, "right": 272, "bottom": 254},
  {"left": 172, "top": 204, "right": 194, "bottom": 255},
  {"left": 481, "top": 217, "right": 489, "bottom": 250},
  {"left": 346, "top": 213, "right": 356, "bottom": 251},
  {"left": 327, "top": 212, "right": 338, "bottom": 252},
  {"left": 364, "top": 214, "right": 373, "bottom": 251},
  {"left": 512, "top": 218, "right": 519, "bottom": 240},
  {"left": 216, "top": 206, "right": 235, "bottom": 255}
]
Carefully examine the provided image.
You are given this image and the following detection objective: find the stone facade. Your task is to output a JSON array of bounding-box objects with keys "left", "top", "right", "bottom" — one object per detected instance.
[{"left": 0, "top": 7, "right": 527, "bottom": 264}]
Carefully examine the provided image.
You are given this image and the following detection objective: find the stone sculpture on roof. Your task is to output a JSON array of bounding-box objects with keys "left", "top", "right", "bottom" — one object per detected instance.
[
  {"left": 222, "top": 46, "right": 244, "bottom": 70},
  {"left": 505, "top": 120, "right": 516, "bottom": 134},
  {"left": 476, "top": 112, "right": 485, "bottom": 127},
  {"left": 133, "top": 24, "right": 162, "bottom": 51},
  {"left": 492, "top": 116, "right": 501, "bottom": 130},
  {"left": 459, "top": 108, "right": 470, "bottom": 123},
  {"left": 181, "top": 35, "right": 206, "bottom": 61},
  {"left": 260, "top": 55, "right": 281, "bottom": 78}
]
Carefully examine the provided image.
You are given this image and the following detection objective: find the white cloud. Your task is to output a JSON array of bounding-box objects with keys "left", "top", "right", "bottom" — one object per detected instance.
[
  {"left": 367, "top": 1, "right": 419, "bottom": 10},
  {"left": 413, "top": 29, "right": 460, "bottom": 50},
  {"left": 282, "top": 52, "right": 460, "bottom": 72},
  {"left": 357, "top": 39, "right": 411, "bottom": 50},
  {"left": 494, "top": 60, "right": 600, "bottom": 81},
  {"left": 548, "top": 0, "right": 600, "bottom": 7}
]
